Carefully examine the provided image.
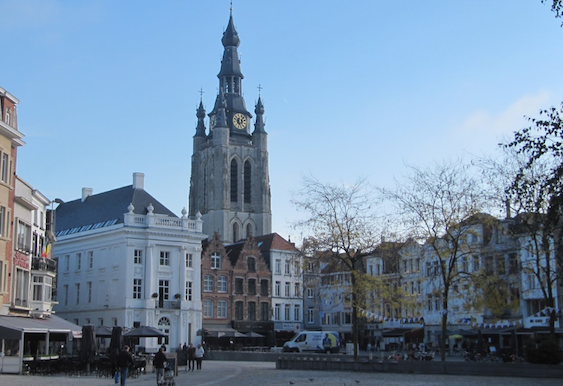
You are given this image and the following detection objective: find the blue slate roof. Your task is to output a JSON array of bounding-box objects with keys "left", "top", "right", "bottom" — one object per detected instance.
[{"left": 54, "top": 185, "right": 178, "bottom": 236}]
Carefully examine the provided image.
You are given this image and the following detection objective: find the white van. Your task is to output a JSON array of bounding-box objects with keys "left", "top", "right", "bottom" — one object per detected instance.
[{"left": 282, "top": 331, "right": 341, "bottom": 353}]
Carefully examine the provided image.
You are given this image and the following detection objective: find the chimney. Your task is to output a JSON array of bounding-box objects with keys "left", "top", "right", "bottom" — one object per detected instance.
[
  {"left": 82, "top": 187, "right": 93, "bottom": 202},
  {"left": 133, "top": 172, "right": 145, "bottom": 190}
]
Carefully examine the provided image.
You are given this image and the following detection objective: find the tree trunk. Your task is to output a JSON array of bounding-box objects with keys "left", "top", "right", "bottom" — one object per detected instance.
[
  {"left": 440, "top": 298, "right": 448, "bottom": 362},
  {"left": 352, "top": 275, "right": 359, "bottom": 359}
]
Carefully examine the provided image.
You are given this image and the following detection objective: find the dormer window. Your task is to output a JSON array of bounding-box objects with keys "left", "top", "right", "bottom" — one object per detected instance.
[{"left": 211, "top": 252, "right": 222, "bottom": 269}]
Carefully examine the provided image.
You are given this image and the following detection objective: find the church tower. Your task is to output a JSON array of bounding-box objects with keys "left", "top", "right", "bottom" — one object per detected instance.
[{"left": 189, "top": 9, "right": 272, "bottom": 243}]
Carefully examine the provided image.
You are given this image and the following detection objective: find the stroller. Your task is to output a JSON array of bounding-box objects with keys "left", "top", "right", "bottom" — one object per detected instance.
[{"left": 158, "top": 362, "right": 175, "bottom": 386}]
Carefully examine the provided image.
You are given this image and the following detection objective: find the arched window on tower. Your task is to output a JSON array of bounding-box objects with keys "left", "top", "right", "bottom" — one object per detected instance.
[
  {"left": 246, "top": 223, "right": 252, "bottom": 238},
  {"left": 244, "top": 161, "right": 251, "bottom": 203},
  {"left": 230, "top": 159, "right": 238, "bottom": 202},
  {"left": 233, "top": 223, "right": 239, "bottom": 243}
]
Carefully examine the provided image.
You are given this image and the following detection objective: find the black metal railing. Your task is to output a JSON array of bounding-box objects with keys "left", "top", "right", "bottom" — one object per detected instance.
[{"left": 32, "top": 257, "right": 57, "bottom": 273}]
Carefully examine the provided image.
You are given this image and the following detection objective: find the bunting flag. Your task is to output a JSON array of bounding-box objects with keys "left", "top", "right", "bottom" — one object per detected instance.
[
  {"left": 41, "top": 243, "right": 51, "bottom": 258},
  {"left": 356, "top": 306, "right": 424, "bottom": 324}
]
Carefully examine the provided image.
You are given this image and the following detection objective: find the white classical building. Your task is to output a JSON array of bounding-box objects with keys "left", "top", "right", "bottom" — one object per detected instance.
[{"left": 53, "top": 173, "right": 206, "bottom": 352}]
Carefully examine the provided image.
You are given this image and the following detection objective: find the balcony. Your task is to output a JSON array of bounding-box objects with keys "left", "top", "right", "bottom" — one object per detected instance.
[
  {"left": 124, "top": 212, "right": 203, "bottom": 233},
  {"left": 31, "top": 257, "right": 57, "bottom": 273},
  {"left": 155, "top": 300, "right": 181, "bottom": 310}
]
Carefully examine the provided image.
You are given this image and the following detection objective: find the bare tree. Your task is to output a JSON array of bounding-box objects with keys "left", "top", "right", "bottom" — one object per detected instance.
[
  {"left": 381, "top": 159, "right": 490, "bottom": 361},
  {"left": 501, "top": 104, "right": 563, "bottom": 339},
  {"left": 292, "top": 176, "right": 385, "bottom": 359},
  {"left": 542, "top": 0, "right": 563, "bottom": 22}
]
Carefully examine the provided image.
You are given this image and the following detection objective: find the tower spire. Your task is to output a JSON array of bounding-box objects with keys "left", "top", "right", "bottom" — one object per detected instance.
[{"left": 194, "top": 88, "right": 206, "bottom": 137}]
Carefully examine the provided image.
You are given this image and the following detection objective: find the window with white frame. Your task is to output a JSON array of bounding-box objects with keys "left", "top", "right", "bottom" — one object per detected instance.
[
  {"left": 275, "top": 281, "right": 281, "bottom": 297},
  {"left": 0, "top": 262, "right": 4, "bottom": 292},
  {"left": 76, "top": 253, "right": 82, "bottom": 270},
  {"left": 16, "top": 220, "right": 31, "bottom": 252},
  {"left": 294, "top": 283, "right": 300, "bottom": 297},
  {"left": 284, "top": 304, "right": 291, "bottom": 321},
  {"left": 217, "top": 276, "right": 227, "bottom": 292},
  {"left": 294, "top": 304, "right": 301, "bottom": 321},
  {"left": 134, "top": 249, "right": 143, "bottom": 264},
  {"left": 185, "top": 281, "right": 192, "bottom": 301},
  {"left": 285, "top": 260, "right": 290, "bottom": 275},
  {"left": 45, "top": 276, "right": 54, "bottom": 302},
  {"left": 133, "top": 279, "right": 142, "bottom": 299},
  {"left": 218, "top": 300, "right": 228, "bottom": 318},
  {"left": 1, "top": 153, "right": 9, "bottom": 184},
  {"left": 203, "top": 275, "right": 214, "bottom": 292},
  {"left": 63, "top": 284, "right": 68, "bottom": 306},
  {"left": 185, "top": 253, "right": 193, "bottom": 268},
  {"left": 307, "top": 288, "right": 314, "bottom": 298},
  {"left": 32, "top": 276, "right": 44, "bottom": 301},
  {"left": 159, "top": 251, "right": 170, "bottom": 266},
  {"left": 274, "top": 304, "right": 281, "bottom": 321},
  {"left": 203, "top": 299, "right": 214, "bottom": 318},
  {"left": 0, "top": 206, "right": 6, "bottom": 237},
  {"left": 285, "top": 282, "right": 290, "bottom": 297},
  {"left": 64, "top": 255, "right": 70, "bottom": 271},
  {"left": 211, "top": 252, "right": 221, "bottom": 269},
  {"left": 88, "top": 251, "right": 94, "bottom": 268},
  {"left": 307, "top": 307, "right": 314, "bottom": 323},
  {"left": 275, "top": 259, "right": 281, "bottom": 274},
  {"left": 159, "top": 279, "right": 170, "bottom": 300}
]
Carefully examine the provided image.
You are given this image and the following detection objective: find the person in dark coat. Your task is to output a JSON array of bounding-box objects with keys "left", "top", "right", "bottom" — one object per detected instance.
[
  {"left": 154, "top": 346, "right": 167, "bottom": 385},
  {"left": 117, "top": 345, "right": 135, "bottom": 386},
  {"left": 187, "top": 343, "right": 196, "bottom": 371}
]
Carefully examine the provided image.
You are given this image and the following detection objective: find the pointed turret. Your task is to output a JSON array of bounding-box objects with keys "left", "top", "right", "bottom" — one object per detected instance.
[
  {"left": 194, "top": 99, "right": 207, "bottom": 138},
  {"left": 253, "top": 96, "right": 266, "bottom": 134}
]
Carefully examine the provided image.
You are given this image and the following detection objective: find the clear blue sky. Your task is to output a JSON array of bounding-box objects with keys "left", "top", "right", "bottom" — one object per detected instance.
[{"left": 1, "top": 0, "right": 562, "bottom": 242}]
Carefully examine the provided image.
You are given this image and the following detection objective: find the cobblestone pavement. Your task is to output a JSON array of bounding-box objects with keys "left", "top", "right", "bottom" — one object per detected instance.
[{"left": 0, "top": 361, "right": 562, "bottom": 386}]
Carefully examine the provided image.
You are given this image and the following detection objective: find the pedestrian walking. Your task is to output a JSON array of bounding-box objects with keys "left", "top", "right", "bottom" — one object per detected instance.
[
  {"left": 195, "top": 343, "right": 204, "bottom": 370},
  {"left": 117, "top": 345, "right": 134, "bottom": 386},
  {"left": 153, "top": 346, "right": 167, "bottom": 385},
  {"left": 187, "top": 343, "right": 196, "bottom": 371}
]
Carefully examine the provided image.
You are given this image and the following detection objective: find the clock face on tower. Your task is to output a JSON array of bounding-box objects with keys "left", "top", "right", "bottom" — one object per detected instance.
[{"left": 233, "top": 113, "right": 247, "bottom": 130}]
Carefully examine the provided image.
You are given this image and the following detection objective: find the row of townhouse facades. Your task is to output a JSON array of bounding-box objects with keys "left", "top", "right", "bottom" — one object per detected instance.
[
  {"left": 0, "top": 87, "right": 56, "bottom": 320},
  {"left": 0, "top": 87, "right": 80, "bottom": 375},
  {"left": 304, "top": 213, "right": 561, "bottom": 351}
]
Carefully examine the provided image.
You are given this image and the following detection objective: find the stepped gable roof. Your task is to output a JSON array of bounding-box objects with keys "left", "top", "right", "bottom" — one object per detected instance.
[
  {"left": 55, "top": 185, "right": 177, "bottom": 235},
  {"left": 225, "top": 232, "right": 298, "bottom": 267}
]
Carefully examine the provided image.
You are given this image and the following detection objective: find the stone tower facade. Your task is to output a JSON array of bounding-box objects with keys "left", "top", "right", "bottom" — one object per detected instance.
[{"left": 189, "top": 10, "right": 272, "bottom": 243}]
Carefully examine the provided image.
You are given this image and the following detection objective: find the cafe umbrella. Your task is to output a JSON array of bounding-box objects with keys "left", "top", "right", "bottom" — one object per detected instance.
[
  {"left": 109, "top": 326, "right": 124, "bottom": 353},
  {"left": 79, "top": 325, "right": 97, "bottom": 374}
]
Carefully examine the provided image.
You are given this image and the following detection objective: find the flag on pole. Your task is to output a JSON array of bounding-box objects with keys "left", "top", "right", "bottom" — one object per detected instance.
[{"left": 42, "top": 243, "right": 50, "bottom": 258}]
